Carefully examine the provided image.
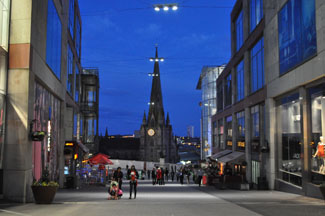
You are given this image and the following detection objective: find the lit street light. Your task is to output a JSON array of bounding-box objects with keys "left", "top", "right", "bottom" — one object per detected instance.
[{"left": 153, "top": 3, "right": 178, "bottom": 12}]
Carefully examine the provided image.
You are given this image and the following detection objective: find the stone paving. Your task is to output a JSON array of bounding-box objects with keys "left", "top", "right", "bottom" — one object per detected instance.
[{"left": 0, "top": 180, "right": 324, "bottom": 216}]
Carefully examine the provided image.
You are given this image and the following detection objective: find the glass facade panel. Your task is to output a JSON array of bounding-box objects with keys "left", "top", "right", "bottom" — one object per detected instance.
[
  {"left": 250, "top": 0, "right": 263, "bottom": 32},
  {"left": 67, "top": 45, "right": 73, "bottom": 95},
  {"left": 69, "top": 0, "right": 74, "bottom": 38},
  {"left": 237, "top": 111, "right": 245, "bottom": 137},
  {"left": 251, "top": 105, "right": 259, "bottom": 138},
  {"left": 226, "top": 115, "right": 232, "bottom": 149},
  {"left": 278, "top": 0, "right": 316, "bottom": 74},
  {"left": 46, "top": 0, "right": 62, "bottom": 79},
  {"left": 251, "top": 37, "right": 264, "bottom": 93},
  {"left": 201, "top": 67, "right": 220, "bottom": 157},
  {"left": 236, "top": 11, "right": 243, "bottom": 51},
  {"left": 217, "top": 82, "right": 223, "bottom": 112},
  {"left": 309, "top": 85, "right": 325, "bottom": 183},
  {"left": 75, "top": 66, "right": 80, "bottom": 102},
  {"left": 236, "top": 60, "right": 244, "bottom": 101},
  {"left": 277, "top": 93, "right": 302, "bottom": 187},
  {"left": 76, "top": 17, "right": 81, "bottom": 57},
  {"left": 225, "top": 74, "right": 232, "bottom": 107},
  {"left": 218, "top": 119, "right": 224, "bottom": 149},
  {"left": 252, "top": 160, "right": 260, "bottom": 184}
]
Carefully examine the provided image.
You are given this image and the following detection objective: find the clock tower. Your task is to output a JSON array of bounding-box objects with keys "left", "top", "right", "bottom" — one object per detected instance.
[{"left": 139, "top": 47, "right": 177, "bottom": 163}]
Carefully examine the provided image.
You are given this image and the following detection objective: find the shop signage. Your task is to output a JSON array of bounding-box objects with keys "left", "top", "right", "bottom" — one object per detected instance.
[
  {"left": 227, "top": 141, "right": 232, "bottom": 146},
  {"left": 237, "top": 141, "right": 245, "bottom": 147}
]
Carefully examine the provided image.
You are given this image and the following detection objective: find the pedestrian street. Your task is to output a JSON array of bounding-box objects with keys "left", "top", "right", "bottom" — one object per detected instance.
[{"left": 0, "top": 180, "right": 324, "bottom": 216}]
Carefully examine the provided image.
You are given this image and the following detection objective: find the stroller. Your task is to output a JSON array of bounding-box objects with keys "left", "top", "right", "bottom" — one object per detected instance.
[{"left": 108, "top": 180, "right": 123, "bottom": 200}]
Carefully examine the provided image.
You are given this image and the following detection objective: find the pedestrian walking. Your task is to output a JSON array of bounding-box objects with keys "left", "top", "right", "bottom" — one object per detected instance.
[
  {"left": 186, "top": 170, "right": 191, "bottom": 184},
  {"left": 165, "top": 168, "right": 169, "bottom": 182},
  {"left": 180, "top": 168, "right": 184, "bottom": 185},
  {"left": 171, "top": 170, "right": 175, "bottom": 182},
  {"left": 113, "top": 167, "right": 123, "bottom": 190},
  {"left": 161, "top": 168, "right": 165, "bottom": 185},
  {"left": 157, "top": 167, "right": 162, "bottom": 185},
  {"left": 147, "top": 169, "right": 150, "bottom": 180},
  {"left": 197, "top": 169, "right": 203, "bottom": 187},
  {"left": 151, "top": 168, "right": 157, "bottom": 185},
  {"left": 128, "top": 165, "right": 139, "bottom": 199}
]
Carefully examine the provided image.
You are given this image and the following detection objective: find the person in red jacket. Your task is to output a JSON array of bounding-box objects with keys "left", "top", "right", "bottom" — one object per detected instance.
[{"left": 156, "top": 167, "right": 162, "bottom": 185}]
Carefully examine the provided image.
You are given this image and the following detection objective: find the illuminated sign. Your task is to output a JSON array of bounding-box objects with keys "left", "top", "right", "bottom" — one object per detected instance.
[
  {"left": 227, "top": 141, "right": 232, "bottom": 146},
  {"left": 237, "top": 141, "right": 245, "bottom": 148},
  {"left": 65, "top": 142, "right": 74, "bottom": 146}
]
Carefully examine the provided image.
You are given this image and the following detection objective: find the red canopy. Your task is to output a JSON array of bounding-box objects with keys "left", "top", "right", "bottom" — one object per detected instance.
[{"left": 88, "top": 153, "right": 113, "bottom": 165}]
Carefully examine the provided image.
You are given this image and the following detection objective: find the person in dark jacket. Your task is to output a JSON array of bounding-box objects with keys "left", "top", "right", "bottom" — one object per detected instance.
[
  {"left": 113, "top": 167, "right": 123, "bottom": 190},
  {"left": 129, "top": 165, "right": 139, "bottom": 199},
  {"left": 151, "top": 168, "right": 157, "bottom": 185},
  {"left": 165, "top": 168, "right": 169, "bottom": 182},
  {"left": 147, "top": 169, "right": 150, "bottom": 180}
]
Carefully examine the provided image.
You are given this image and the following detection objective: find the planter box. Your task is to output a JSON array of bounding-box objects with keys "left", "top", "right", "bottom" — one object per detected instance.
[{"left": 31, "top": 186, "right": 58, "bottom": 204}]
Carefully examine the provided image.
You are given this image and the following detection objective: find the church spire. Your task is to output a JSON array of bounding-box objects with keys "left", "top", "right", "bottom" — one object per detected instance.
[
  {"left": 142, "top": 110, "right": 147, "bottom": 124},
  {"left": 148, "top": 46, "right": 165, "bottom": 126},
  {"left": 166, "top": 112, "right": 170, "bottom": 125}
]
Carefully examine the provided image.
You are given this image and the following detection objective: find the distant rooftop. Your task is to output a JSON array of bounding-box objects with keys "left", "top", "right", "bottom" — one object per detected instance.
[{"left": 82, "top": 67, "right": 99, "bottom": 76}]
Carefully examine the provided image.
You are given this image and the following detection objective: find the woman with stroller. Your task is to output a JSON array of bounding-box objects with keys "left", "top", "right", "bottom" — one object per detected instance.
[{"left": 129, "top": 165, "right": 139, "bottom": 199}]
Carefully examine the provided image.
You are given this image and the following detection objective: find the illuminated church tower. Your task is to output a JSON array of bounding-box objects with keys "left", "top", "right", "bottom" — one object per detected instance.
[{"left": 139, "top": 47, "right": 177, "bottom": 163}]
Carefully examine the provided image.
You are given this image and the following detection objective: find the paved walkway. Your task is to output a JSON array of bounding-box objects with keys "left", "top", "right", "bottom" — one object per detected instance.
[{"left": 0, "top": 180, "right": 324, "bottom": 216}]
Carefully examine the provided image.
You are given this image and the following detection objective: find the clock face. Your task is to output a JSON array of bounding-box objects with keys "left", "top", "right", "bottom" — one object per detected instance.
[{"left": 148, "top": 129, "right": 155, "bottom": 136}]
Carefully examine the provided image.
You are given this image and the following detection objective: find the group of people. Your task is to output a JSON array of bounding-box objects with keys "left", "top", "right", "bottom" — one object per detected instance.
[
  {"left": 108, "top": 165, "right": 139, "bottom": 200},
  {"left": 149, "top": 167, "right": 174, "bottom": 185}
]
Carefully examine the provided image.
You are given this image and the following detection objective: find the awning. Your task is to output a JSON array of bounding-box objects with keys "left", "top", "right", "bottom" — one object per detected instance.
[
  {"left": 77, "top": 141, "right": 89, "bottom": 153},
  {"left": 218, "top": 151, "right": 245, "bottom": 164},
  {"left": 89, "top": 153, "right": 114, "bottom": 165},
  {"left": 210, "top": 150, "right": 232, "bottom": 160}
]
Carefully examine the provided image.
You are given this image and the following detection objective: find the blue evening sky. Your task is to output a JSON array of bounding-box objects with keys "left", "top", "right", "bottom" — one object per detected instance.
[{"left": 79, "top": 0, "right": 235, "bottom": 137}]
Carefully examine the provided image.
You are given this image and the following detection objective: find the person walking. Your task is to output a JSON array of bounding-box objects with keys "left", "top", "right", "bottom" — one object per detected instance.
[
  {"left": 197, "top": 169, "right": 203, "bottom": 187},
  {"left": 161, "top": 168, "right": 165, "bottom": 185},
  {"left": 171, "top": 170, "right": 175, "bottom": 182},
  {"left": 156, "top": 168, "right": 162, "bottom": 185},
  {"left": 165, "top": 168, "right": 169, "bottom": 182},
  {"left": 180, "top": 168, "right": 184, "bottom": 185},
  {"left": 151, "top": 168, "right": 157, "bottom": 185},
  {"left": 113, "top": 167, "right": 123, "bottom": 190},
  {"left": 147, "top": 169, "right": 150, "bottom": 180},
  {"left": 128, "top": 165, "right": 139, "bottom": 199}
]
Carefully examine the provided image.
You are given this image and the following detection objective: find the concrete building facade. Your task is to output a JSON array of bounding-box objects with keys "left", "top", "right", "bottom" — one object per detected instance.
[
  {"left": 264, "top": 0, "right": 325, "bottom": 199},
  {"left": 212, "top": 0, "right": 266, "bottom": 188},
  {"left": 0, "top": 0, "right": 96, "bottom": 202}
]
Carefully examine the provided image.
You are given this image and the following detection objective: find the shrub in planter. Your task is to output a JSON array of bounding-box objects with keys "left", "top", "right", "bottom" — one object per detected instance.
[{"left": 31, "top": 170, "right": 59, "bottom": 204}]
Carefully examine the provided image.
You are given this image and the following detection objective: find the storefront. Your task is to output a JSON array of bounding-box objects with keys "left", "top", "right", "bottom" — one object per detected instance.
[
  {"left": 33, "top": 82, "right": 61, "bottom": 181},
  {"left": 275, "top": 81, "right": 325, "bottom": 198}
]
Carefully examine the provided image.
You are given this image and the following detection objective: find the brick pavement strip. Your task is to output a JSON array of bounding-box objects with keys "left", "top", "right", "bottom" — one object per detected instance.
[{"left": 0, "top": 180, "right": 324, "bottom": 216}]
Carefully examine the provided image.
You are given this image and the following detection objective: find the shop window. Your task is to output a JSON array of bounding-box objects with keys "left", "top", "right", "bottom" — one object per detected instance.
[
  {"left": 250, "top": 0, "right": 263, "bottom": 32},
  {"left": 46, "top": 0, "right": 62, "bottom": 79},
  {"left": 309, "top": 85, "right": 325, "bottom": 184},
  {"left": 252, "top": 160, "right": 260, "bottom": 185},
  {"left": 213, "top": 121, "right": 217, "bottom": 148},
  {"left": 218, "top": 119, "right": 224, "bottom": 149},
  {"left": 278, "top": 0, "right": 316, "bottom": 75},
  {"left": 236, "top": 10, "right": 243, "bottom": 51},
  {"left": 277, "top": 93, "right": 302, "bottom": 187},
  {"left": 236, "top": 60, "right": 244, "bottom": 101},
  {"left": 226, "top": 115, "right": 232, "bottom": 149}
]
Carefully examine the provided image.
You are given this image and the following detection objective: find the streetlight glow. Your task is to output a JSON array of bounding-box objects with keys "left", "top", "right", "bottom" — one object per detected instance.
[
  {"left": 172, "top": 5, "right": 178, "bottom": 10},
  {"left": 163, "top": 6, "right": 169, "bottom": 11},
  {"left": 154, "top": 6, "right": 160, "bottom": 11},
  {"left": 160, "top": 58, "right": 164, "bottom": 62},
  {"left": 155, "top": 58, "right": 159, "bottom": 62}
]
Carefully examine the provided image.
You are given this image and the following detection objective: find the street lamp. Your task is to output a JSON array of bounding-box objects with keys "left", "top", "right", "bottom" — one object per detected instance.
[{"left": 153, "top": 3, "right": 178, "bottom": 12}]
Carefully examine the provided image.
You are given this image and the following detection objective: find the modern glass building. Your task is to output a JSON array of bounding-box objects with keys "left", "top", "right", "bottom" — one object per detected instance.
[{"left": 196, "top": 66, "right": 224, "bottom": 159}]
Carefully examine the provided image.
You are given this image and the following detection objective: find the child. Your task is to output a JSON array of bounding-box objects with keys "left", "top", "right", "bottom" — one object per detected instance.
[{"left": 108, "top": 180, "right": 119, "bottom": 200}]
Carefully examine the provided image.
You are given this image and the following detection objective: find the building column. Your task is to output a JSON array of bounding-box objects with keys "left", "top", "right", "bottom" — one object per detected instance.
[
  {"left": 265, "top": 98, "right": 276, "bottom": 190},
  {"left": 245, "top": 107, "right": 252, "bottom": 183},
  {"left": 4, "top": 0, "right": 33, "bottom": 203},
  {"left": 300, "top": 87, "right": 311, "bottom": 194}
]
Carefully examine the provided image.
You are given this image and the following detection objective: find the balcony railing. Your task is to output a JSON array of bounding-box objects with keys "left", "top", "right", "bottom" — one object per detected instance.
[
  {"left": 80, "top": 102, "right": 98, "bottom": 113},
  {"left": 82, "top": 67, "right": 99, "bottom": 76}
]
